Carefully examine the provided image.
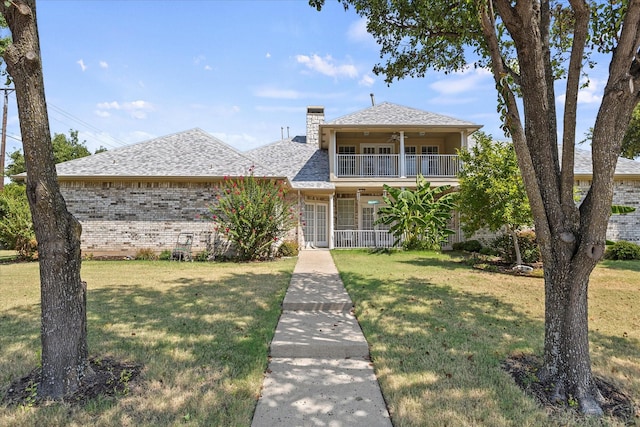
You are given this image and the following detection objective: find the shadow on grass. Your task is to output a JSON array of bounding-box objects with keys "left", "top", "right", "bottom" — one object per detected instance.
[
  {"left": 1, "top": 267, "right": 293, "bottom": 425},
  {"left": 598, "top": 259, "right": 640, "bottom": 272},
  {"left": 338, "top": 266, "right": 640, "bottom": 426}
]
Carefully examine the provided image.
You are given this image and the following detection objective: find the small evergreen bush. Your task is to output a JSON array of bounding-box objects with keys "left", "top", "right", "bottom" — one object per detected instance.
[
  {"left": 605, "top": 241, "right": 640, "bottom": 260},
  {"left": 452, "top": 240, "right": 483, "bottom": 252},
  {"left": 194, "top": 250, "right": 211, "bottom": 262},
  {"left": 159, "top": 250, "right": 172, "bottom": 260},
  {"left": 135, "top": 248, "right": 157, "bottom": 261},
  {"left": 278, "top": 240, "right": 299, "bottom": 257}
]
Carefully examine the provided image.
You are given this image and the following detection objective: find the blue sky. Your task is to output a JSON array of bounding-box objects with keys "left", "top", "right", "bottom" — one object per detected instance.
[{"left": 2, "top": 0, "right": 610, "bottom": 157}]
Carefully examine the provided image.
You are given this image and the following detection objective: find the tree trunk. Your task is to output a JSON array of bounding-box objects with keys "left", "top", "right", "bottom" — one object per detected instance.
[
  {"left": 1, "top": 1, "right": 90, "bottom": 399},
  {"left": 506, "top": 226, "right": 522, "bottom": 266}
]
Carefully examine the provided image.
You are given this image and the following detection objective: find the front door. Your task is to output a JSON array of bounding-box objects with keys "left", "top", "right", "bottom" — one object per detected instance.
[{"left": 303, "top": 202, "right": 328, "bottom": 247}]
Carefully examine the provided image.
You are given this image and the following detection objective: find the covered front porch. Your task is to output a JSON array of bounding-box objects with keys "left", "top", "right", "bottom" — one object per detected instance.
[{"left": 300, "top": 189, "right": 461, "bottom": 250}]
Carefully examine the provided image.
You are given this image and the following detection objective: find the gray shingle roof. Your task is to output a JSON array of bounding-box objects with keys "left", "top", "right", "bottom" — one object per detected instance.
[
  {"left": 573, "top": 147, "right": 640, "bottom": 175},
  {"left": 247, "top": 139, "right": 333, "bottom": 190},
  {"left": 55, "top": 128, "right": 267, "bottom": 178},
  {"left": 328, "top": 102, "right": 481, "bottom": 127}
]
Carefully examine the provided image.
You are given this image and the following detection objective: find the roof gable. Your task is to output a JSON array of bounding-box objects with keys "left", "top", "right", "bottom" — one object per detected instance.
[
  {"left": 327, "top": 102, "right": 480, "bottom": 127},
  {"left": 55, "top": 128, "right": 268, "bottom": 178}
]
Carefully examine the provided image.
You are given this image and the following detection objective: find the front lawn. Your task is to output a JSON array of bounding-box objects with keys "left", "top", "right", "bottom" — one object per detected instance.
[
  {"left": 0, "top": 258, "right": 296, "bottom": 426},
  {"left": 331, "top": 250, "right": 639, "bottom": 427}
]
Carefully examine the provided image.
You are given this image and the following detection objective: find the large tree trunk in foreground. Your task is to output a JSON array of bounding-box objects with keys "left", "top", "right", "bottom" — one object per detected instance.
[
  {"left": 1, "top": 0, "right": 89, "bottom": 399},
  {"left": 484, "top": 0, "right": 640, "bottom": 415}
]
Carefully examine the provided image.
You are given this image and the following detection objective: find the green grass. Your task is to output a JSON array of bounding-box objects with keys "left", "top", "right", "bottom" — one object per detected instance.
[
  {"left": 331, "top": 250, "right": 640, "bottom": 427},
  {"left": 0, "top": 258, "right": 296, "bottom": 427}
]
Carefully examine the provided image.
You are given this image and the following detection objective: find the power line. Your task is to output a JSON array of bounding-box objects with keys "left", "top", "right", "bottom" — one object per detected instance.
[{"left": 6, "top": 91, "right": 131, "bottom": 150}]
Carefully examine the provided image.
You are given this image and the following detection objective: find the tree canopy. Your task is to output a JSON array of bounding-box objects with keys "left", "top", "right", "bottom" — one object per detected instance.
[
  {"left": 621, "top": 103, "right": 640, "bottom": 159},
  {"left": 456, "top": 132, "right": 532, "bottom": 264}
]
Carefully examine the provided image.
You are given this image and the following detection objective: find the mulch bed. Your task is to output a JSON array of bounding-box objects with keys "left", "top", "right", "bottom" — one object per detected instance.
[
  {"left": 502, "top": 353, "right": 638, "bottom": 424},
  {"left": 2, "top": 357, "right": 142, "bottom": 407}
]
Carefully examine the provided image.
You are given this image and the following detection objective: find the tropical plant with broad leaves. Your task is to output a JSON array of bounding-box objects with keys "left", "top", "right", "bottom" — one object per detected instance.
[{"left": 376, "top": 175, "right": 455, "bottom": 250}]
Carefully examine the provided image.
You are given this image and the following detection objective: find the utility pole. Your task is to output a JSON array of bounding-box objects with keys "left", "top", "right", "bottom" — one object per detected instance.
[{"left": 0, "top": 87, "right": 15, "bottom": 190}]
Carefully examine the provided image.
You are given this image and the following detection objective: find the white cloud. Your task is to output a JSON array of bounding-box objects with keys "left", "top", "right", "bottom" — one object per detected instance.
[
  {"left": 94, "top": 110, "right": 110, "bottom": 118},
  {"left": 99, "top": 61, "right": 109, "bottom": 69},
  {"left": 204, "top": 65, "right": 213, "bottom": 71},
  {"left": 347, "top": 17, "right": 377, "bottom": 48},
  {"left": 557, "top": 78, "right": 603, "bottom": 105},
  {"left": 429, "top": 67, "right": 492, "bottom": 95},
  {"left": 77, "top": 59, "right": 87, "bottom": 72},
  {"left": 266, "top": 52, "right": 271, "bottom": 59},
  {"left": 295, "top": 54, "right": 358, "bottom": 79},
  {"left": 359, "top": 74, "right": 375, "bottom": 87},
  {"left": 95, "top": 100, "right": 154, "bottom": 119}
]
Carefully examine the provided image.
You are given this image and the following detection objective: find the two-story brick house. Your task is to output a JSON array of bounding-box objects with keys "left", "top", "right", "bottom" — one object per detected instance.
[{"left": 38, "top": 101, "right": 640, "bottom": 256}]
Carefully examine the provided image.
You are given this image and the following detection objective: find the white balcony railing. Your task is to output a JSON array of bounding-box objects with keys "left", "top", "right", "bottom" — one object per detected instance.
[
  {"left": 336, "top": 154, "right": 459, "bottom": 178},
  {"left": 334, "top": 230, "right": 397, "bottom": 249}
]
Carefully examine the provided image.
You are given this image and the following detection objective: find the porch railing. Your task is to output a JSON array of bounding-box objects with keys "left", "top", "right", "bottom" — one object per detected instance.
[
  {"left": 336, "top": 154, "right": 459, "bottom": 178},
  {"left": 334, "top": 230, "right": 397, "bottom": 249}
]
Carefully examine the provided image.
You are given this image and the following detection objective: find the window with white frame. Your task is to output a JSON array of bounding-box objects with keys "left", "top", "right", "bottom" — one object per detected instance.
[{"left": 336, "top": 198, "right": 355, "bottom": 229}]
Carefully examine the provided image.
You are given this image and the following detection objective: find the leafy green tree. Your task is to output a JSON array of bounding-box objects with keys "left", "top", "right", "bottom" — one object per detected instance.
[
  {"left": 311, "top": 0, "right": 640, "bottom": 415},
  {"left": 210, "top": 168, "right": 297, "bottom": 261},
  {"left": 2, "top": 0, "right": 88, "bottom": 399},
  {"left": 621, "top": 104, "right": 640, "bottom": 159},
  {"left": 0, "top": 182, "right": 35, "bottom": 257},
  {"left": 457, "top": 133, "right": 533, "bottom": 265},
  {"left": 376, "top": 175, "right": 455, "bottom": 250},
  {"left": 5, "top": 129, "right": 96, "bottom": 178}
]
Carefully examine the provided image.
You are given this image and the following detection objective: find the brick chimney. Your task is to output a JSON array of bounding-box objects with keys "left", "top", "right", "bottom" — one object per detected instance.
[{"left": 306, "top": 106, "right": 324, "bottom": 146}]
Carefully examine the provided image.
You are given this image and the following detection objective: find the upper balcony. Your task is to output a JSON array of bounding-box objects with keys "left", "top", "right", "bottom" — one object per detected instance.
[{"left": 336, "top": 154, "right": 460, "bottom": 178}]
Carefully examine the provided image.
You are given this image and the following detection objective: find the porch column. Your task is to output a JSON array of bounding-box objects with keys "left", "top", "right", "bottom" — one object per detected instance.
[
  {"left": 329, "top": 194, "right": 335, "bottom": 249},
  {"left": 330, "top": 130, "right": 337, "bottom": 178},
  {"left": 399, "top": 131, "right": 406, "bottom": 178}
]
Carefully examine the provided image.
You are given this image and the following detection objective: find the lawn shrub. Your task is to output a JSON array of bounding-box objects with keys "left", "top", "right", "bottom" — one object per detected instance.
[
  {"left": 209, "top": 167, "right": 297, "bottom": 261},
  {"left": 194, "top": 250, "right": 212, "bottom": 262},
  {"left": 277, "top": 240, "right": 299, "bottom": 257},
  {"left": 158, "top": 249, "right": 172, "bottom": 260},
  {"left": 134, "top": 248, "right": 157, "bottom": 261},
  {"left": 490, "top": 230, "right": 540, "bottom": 264},
  {"left": 605, "top": 240, "right": 640, "bottom": 260},
  {"left": 452, "top": 239, "right": 483, "bottom": 252},
  {"left": 0, "top": 184, "right": 37, "bottom": 259}
]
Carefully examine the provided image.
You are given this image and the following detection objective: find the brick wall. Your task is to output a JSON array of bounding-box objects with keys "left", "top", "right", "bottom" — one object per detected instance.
[
  {"left": 60, "top": 180, "right": 303, "bottom": 257},
  {"left": 577, "top": 179, "right": 640, "bottom": 244},
  {"left": 60, "top": 181, "right": 217, "bottom": 256}
]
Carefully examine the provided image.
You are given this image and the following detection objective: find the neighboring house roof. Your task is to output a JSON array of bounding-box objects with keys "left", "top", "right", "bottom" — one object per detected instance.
[
  {"left": 572, "top": 147, "right": 640, "bottom": 177},
  {"left": 247, "top": 139, "right": 333, "bottom": 190},
  {"left": 54, "top": 128, "right": 268, "bottom": 179},
  {"left": 327, "top": 102, "right": 482, "bottom": 128}
]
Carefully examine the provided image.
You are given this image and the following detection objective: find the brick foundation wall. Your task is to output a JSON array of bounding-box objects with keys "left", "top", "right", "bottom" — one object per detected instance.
[{"left": 60, "top": 180, "right": 302, "bottom": 257}]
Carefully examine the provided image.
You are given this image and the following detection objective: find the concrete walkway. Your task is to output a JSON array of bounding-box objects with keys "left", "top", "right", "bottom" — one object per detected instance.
[{"left": 251, "top": 249, "right": 392, "bottom": 427}]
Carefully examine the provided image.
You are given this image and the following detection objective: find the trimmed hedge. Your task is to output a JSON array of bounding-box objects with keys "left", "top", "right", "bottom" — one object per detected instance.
[{"left": 605, "top": 241, "right": 640, "bottom": 260}]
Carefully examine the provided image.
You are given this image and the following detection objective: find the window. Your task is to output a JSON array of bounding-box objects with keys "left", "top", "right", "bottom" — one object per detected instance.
[
  {"left": 337, "top": 146, "right": 356, "bottom": 176},
  {"left": 338, "top": 146, "right": 356, "bottom": 154},
  {"left": 336, "top": 199, "right": 355, "bottom": 229}
]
